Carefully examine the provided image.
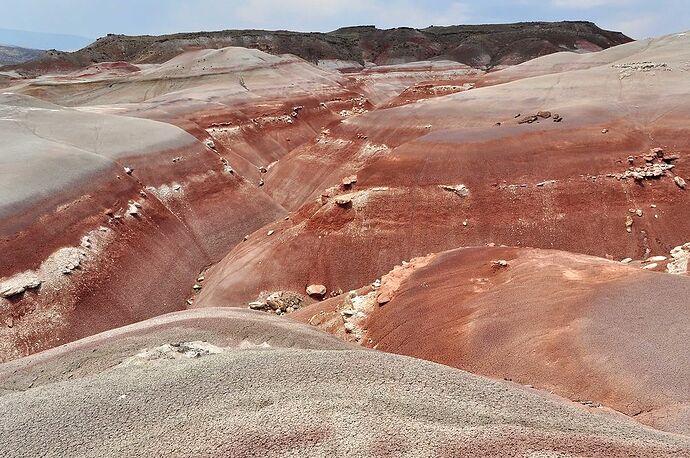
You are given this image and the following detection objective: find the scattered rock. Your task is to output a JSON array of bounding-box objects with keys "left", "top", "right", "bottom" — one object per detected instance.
[
  {"left": 518, "top": 115, "right": 539, "bottom": 124},
  {"left": 536, "top": 180, "right": 556, "bottom": 187},
  {"left": 439, "top": 184, "right": 470, "bottom": 197},
  {"left": 258, "top": 178, "right": 265, "bottom": 187},
  {"left": 636, "top": 209, "right": 643, "bottom": 217},
  {"left": 306, "top": 284, "right": 327, "bottom": 298},
  {"left": 249, "top": 301, "right": 267, "bottom": 310},
  {"left": 335, "top": 196, "right": 353, "bottom": 207},
  {"left": 667, "top": 243, "right": 690, "bottom": 274},
  {"left": 620, "top": 258, "right": 633, "bottom": 264},
  {"left": 58, "top": 248, "right": 86, "bottom": 275},
  {"left": 124, "top": 167, "right": 133, "bottom": 175},
  {"left": 125, "top": 341, "right": 224, "bottom": 364},
  {"left": 267, "top": 230, "right": 274, "bottom": 236},
  {"left": 205, "top": 139, "right": 216, "bottom": 150},
  {"left": 623, "top": 162, "right": 674, "bottom": 180},
  {"left": 127, "top": 203, "right": 139, "bottom": 216},
  {"left": 344, "top": 322, "right": 356, "bottom": 333},
  {"left": 265, "top": 291, "right": 305, "bottom": 312},
  {"left": 646, "top": 255, "right": 667, "bottom": 263},
  {"left": 492, "top": 260, "right": 509, "bottom": 268},
  {"left": 193, "top": 284, "right": 202, "bottom": 291},
  {"left": 258, "top": 166, "right": 267, "bottom": 173},
  {"left": 642, "top": 263, "right": 658, "bottom": 270},
  {"left": 625, "top": 215, "right": 634, "bottom": 233},
  {"left": 536, "top": 111, "right": 552, "bottom": 119},
  {"left": 602, "top": 129, "right": 609, "bottom": 134},
  {"left": 342, "top": 175, "right": 358, "bottom": 187},
  {"left": 0, "top": 272, "right": 42, "bottom": 298},
  {"left": 674, "top": 176, "right": 686, "bottom": 189},
  {"left": 552, "top": 114, "right": 563, "bottom": 122}
]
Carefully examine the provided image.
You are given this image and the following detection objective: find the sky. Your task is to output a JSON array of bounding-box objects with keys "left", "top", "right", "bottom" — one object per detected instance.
[{"left": 1, "top": 0, "right": 688, "bottom": 50}]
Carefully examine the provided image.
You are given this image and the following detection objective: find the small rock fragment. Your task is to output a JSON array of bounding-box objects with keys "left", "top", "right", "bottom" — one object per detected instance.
[
  {"left": 124, "top": 167, "right": 133, "bottom": 175},
  {"left": 267, "top": 230, "right": 274, "bottom": 236},
  {"left": 602, "top": 129, "right": 609, "bottom": 134},
  {"left": 625, "top": 215, "right": 634, "bottom": 233},
  {"left": 646, "top": 255, "right": 667, "bottom": 263},
  {"left": 249, "top": 302, "right": 267, "bottom": 310},
  {"left": 642, "top": 263, "right": 658, "bottom": 270},
  {"left": 342, "top": 175, "right": 358, "bottom": 187},
  {"left": 674, "top": 176, "right": 686, "bottom": 189},
  {"left": 335, "top": 196, "right": 352, "bottom": 207},
  {"left": 439, "top": 184, "right": 470, "bottom": 197},
  {"left": 492, "top": 260, "right": 509, "bottom": 268},
  {"left": 620, "top": 258, "right": 633, "bottom": 264}
]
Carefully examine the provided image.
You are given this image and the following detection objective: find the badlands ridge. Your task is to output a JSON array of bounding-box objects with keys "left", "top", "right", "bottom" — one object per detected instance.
[{"left": 1, "top": 23, "right": 690, "bottom": 456}]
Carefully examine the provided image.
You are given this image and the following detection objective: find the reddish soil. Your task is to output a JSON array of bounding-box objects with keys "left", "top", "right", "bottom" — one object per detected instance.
[{"left": 291, "top": 246, "right": 690, "bottom": 436}]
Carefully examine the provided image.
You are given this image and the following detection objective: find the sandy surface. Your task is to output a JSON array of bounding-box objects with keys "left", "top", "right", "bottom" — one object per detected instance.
[{"left": 1, "top": 308, "right": 688, "bottom": 457}]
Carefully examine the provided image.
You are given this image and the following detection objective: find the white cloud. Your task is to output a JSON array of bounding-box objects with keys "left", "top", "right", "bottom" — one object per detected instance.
[
  {"left": 550, "top": 0, "right": 632, "bottom": 8},
  {"left": 169, "top": 0, "right": 471, "bottom": 32}
]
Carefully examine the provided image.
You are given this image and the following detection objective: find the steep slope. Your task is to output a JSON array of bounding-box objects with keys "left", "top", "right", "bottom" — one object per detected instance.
[
  {"left": 291, "top": 246, "right": 690, "bottom": 436},
  {"left": 1, "top": 308, "right": 688, "bottom": 457},
  {"left": 0, "top": 92, "right": 286, "bottom": 361},
  {"left": 3, "top": 21, "right": 631, "bottom": 77},
  {"left": 195, "top": 31, "right": 690, "bottom": 308},
  {"left": 0, "top": 45, "right": 493, "bottom": 361}
]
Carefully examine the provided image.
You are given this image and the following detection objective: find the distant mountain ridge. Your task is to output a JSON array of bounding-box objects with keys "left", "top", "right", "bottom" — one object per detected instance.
[
  {"left": 3, "top": 21, "right": 632, "bottom": 77},
  {"left": 0, "top": 28, "right": 92, "bottom": 52},
  {"left": 0, "top": 44, "right": 44, "bottom": 66}
]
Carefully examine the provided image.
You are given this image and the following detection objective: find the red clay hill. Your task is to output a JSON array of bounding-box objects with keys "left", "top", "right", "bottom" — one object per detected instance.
[{"left": 3, "top": 20, "right": 690, "bottom": 457}]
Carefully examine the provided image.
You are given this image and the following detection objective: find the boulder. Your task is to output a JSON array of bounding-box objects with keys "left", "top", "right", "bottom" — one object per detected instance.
[
  {"left": 306, "top": 284, "right": 327, "bottom": 298},
  {"left": 265, "top": 291, "right": 305, "bottom": 312}
]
